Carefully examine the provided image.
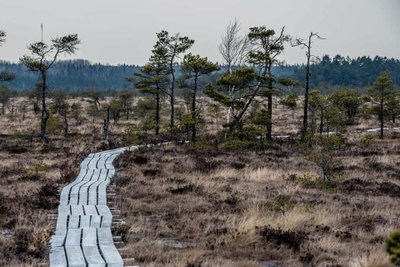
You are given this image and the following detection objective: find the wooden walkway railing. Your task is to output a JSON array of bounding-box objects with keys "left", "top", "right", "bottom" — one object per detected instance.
[{"left": 49, "top": 147, "right": 126, "bottom": 267}]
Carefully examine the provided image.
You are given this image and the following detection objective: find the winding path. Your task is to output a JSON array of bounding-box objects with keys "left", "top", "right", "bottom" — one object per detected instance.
[{"left": 49, "top": 147, "right": 126, "bottom": 267}]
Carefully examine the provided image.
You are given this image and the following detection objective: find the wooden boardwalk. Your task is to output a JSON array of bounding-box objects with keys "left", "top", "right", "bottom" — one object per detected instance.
[{"left": 49, "top": 147, "right": 126, "bottom": 267}]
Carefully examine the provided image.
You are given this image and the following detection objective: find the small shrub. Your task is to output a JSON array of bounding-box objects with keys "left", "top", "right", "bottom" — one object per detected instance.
[
  {"left": 220, "top": 139, "right": 254, "bottom": 151},
  {"left": 230, "top": 161, "right": 246, "bottom": 170},
  {"left": 59, "top": 165, "right": 77, "bottom": 183},
  {"left": 6, "top": 144, "right": 29, "bottom": 154},
  {"left": 192, "top": 137, "right": 216, "bottom": 153},
  {"left": 14, "top": 227, "right": 33, "bottom": 254},
  {"left": 113, "top": 223, "right": 130, "bottom": 243},
  {"left": 296, "top": 173, "right": 339, "bottom": 193},
  {"left": 261, "top": 195, "right": 295, "bottom": 213},
  {"left": 35, "top": 183, "right": 59, "bottom": 209},
  {"left": 359, "top": 133, "right": 376, "bottom": 148},
  {"left": 0, "top": 193, "right": 9, "bottom": 223},
  {"left": 168, "top": 184, "right": 195, "bottom": 194},
  {"left": 313, "top": 134, "right": 343, "bottom": 150},
  {"left": 20, "top": 161, "right": 50, "bottom": 181},
  {"left": 115, "top": 175, "right": 131, "bottom": 187},
  {"left": 308, "top": 143, "right": 342, "bottom": 183},
  {"left": 46, "top": 116, "right": 63, "bottom": 135},
  {"left": 258, "top": 226, "right": 307, "bottom": 252},
  {"left": 29, "top": 226, "right": 51, "bottom": 258},
  {"left": 386, "top": 230, "right": 400, "bottom": 266},
  {"left": 133, "top": 154, "right": 149, "bottom": 165},
  {"left": 122, "top": 125, "right": 144, "bottom": 146},
  {"left": 143, "top": 168, "right": 161, "bottom": 176},
  {"left": 194, "top": 158, "right": 220, "bottom": 173}
]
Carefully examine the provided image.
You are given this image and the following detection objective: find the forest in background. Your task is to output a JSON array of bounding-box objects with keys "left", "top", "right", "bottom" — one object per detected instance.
[{"left": 1, "top": 55, "right": 399, "bottom": 93}]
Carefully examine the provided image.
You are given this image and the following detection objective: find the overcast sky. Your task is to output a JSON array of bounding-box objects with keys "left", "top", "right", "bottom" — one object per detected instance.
[{"left": 0, "top": 0, "right": 399, "bottom": 65}]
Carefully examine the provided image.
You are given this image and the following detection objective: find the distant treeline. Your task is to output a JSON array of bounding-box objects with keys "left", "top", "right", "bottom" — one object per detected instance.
[
  {"left": 1, "top": 55, "right": 399, "bottom": 92},
  {"left": 290, "top": 55, "right": 400, "bottom": 89},
  {"left": 0, "top": 59, "right": 140, "bottom": 91}
]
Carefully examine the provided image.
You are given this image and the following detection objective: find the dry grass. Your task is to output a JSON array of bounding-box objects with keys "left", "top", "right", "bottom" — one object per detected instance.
[
  {"left": 112, "top": 130, "right": 400, "bottom": 266},
  {"left": 0, "top": 95, "right": 400, "bottom": 266}
]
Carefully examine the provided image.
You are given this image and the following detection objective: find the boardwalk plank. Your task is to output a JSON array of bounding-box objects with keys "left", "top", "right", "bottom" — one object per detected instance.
[
  {"left": 80, "top": 215, "right": 91, "bottom": 229},
  {"left": 50, "top": 147, "right": 126, "bottom": 267},
  {"left": 50, "top": 232, "right": 66, "bottom": 248},
  {"left": 65, "top": 245, "right": 86, "bottom": 267},
  {"left": 97, "top": 228, "right": 114, "bottom": 246},
  {"left": 49, "top": 246, "right": 67, "bottom": 267},
  {"left": 68, "top": 215, "right": 80, "bottom": 229},
  {"left": 91, "top": 215, "right": 102, "bottom": 228},
  {"left": 82, "top": 228, "right": 97, "bottom": 246},
  {"left": 99, "top": 245, "right": 124, "bottom": 267},
  {"left": 84, "top": 205, "right": 98, "bottom": 216},
  {"left": 65, "top": 228, "right": 82, "bottom": 246},
  {"left": 71, "top": 205, "right": 85, "bottom": 216},
  {"left": 82, "top": 246, "right": 106, "bottom": 267},
  {"left": 88, "top": 181, "right": 102, "bottom": 205}
]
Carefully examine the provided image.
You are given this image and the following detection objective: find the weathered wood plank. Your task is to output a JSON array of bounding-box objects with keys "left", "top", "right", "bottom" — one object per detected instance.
[
  {"left": 97, "top": 205, "right": 112, "bottom": 217},
  {"left": 65, "top": 245, "right": 86, "bottom": 267},
  {"left": 68, "top": 215, "right": 80, "bottom": 229},
  {"left": 91, "top": 215, "right": 102, "bottom": 228},
  {"left": 84, "top": 205, "right": 98, "bottom": 216},
  {"left": 50, "top": 232, "right": 66, "bottom": 248},
  {"left": 49, "top": 246, "right": 67, "bottom": 267},
  {"left": 50, "top": 147, "right": 126, "bottom": 267},
  {"left": 99, "top": 245, "right": 124, "bottom": 267},
  {"left": 70, "top": 205, "right": 85, "bottom": 216},
  {"left": 88, "top": 181, "right": 102, "bottom": 205},
  {"left": 82, "top": 246, "right": 106, "bottom": 267},
  {"left": 80, "top": 215, "right": 91, "bottom": 229},
  {"left": 82, "top": 228, "right": 97, "bottom": 246},
  {"left": 65, "top": 228, "right": 82, "bottom": 246},
  {"left": 97, "top": 228, "right": 114, "bottom": 246}
]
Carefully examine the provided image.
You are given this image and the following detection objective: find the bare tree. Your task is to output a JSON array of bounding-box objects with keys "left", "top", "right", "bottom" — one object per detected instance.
[
  {"left": 292, "top": 32, "right": 325, "bottom": 142},
  {"left": 219, "top": 19, "right": 250, "bottom": 124},
  {"left": 20, "top": 34, "right": 80, "bottom": 142}
]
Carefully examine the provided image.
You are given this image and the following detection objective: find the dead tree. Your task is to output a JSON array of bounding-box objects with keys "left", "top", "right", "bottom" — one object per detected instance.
[
  {"left": 218, "top": 19, "right": 250, "bottom": 124},
  {"left": 103, "top": 106, "right": 110, "bottom": 146},
  {"left": 292, "top": 32, "right": 325, "bottom": 142}
]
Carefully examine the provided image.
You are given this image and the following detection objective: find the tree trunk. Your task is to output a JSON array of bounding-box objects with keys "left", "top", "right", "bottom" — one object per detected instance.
[
  {"left": 226, "top": 64, "right": 235, "bottom": 125},
  {"left": 319, "top": 108, "right": 324, "bottom": 135},
  {"left": 63, "top": 112, "right": 68, "bottom": 136},
  {"left": 267, "top": 92, "right": 272, "bottom": 142},
  {"left": 301, "top": 36, "right": 312, "bottom": 143},
  {"left": 266, "top": 68, "right": 273, "bottom": 142},
  {"left": 380, "top": 97, "right": 384, "bottom": 139},
  {"left": 169, "top": 59, "right": 176, "bottom": 128},
  {"left": 22, "top": 106, "right": 26, "bottom": 121},
  {"left": 156, "top": 91, "right": 160, "bottom": 136},
  {"left": 103, "top": 106, "right": 110, "bottom": 144},
  {"left": 191, "top": 74, "right": 198, "bottom": 142},
  {"left": 40, "top": 71, "right": 49, "bottom": 142}
]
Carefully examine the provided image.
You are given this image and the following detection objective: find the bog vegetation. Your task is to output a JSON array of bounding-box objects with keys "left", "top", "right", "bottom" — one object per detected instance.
[{"left": 0, "top": 21, "right": 400, "bottom": 266}]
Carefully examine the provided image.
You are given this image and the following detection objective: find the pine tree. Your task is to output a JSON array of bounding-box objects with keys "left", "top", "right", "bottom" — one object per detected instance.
[
  {"left": 20, "top": 34, "right": 80, "bottom": 142},
  {"left": 182, "top": 53, "right": 219, "bottom": 141},
  {"left": 134, "top": 45, "right": 170, "bottom": 136},
  {"left": 368, "top": 70, "right": 395, "bottom": 138}
]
